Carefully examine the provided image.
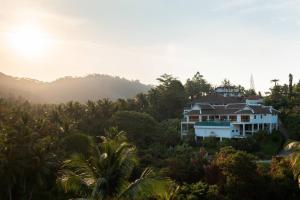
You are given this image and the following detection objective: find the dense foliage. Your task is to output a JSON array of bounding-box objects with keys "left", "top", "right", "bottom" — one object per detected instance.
[{"left": 1, "top": 72, "right": 300, "bottom": 199}]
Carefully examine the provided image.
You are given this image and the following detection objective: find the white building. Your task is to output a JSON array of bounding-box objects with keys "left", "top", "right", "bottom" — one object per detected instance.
[
  {"left": 215, "top": 86, "right": 242, "bottom": 97},
  {"left": 245, "top": 95, "right": 264, "bottom": 105},
  {"left": 181, "top": 95, "right": 279, "bottom": 140}
]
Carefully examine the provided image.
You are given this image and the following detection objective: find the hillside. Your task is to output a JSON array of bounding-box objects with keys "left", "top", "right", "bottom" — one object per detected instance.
[{"left": 0, "top": 72, "right": 152, "bottom": 103}]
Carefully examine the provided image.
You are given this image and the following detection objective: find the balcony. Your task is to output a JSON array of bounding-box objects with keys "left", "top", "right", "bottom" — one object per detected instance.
[{"left": 195, "top": 120, "right": 231, "bottom": 127}]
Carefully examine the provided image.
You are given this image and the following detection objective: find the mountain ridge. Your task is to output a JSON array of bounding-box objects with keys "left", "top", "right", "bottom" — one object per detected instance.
[{"left": 0, "top": 72, "right": 152, "bottom": 103}]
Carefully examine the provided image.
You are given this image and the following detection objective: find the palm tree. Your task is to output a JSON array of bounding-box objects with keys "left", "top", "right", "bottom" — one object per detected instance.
[
  {"left": 271, "top": 79, "right": 279, "bottom": 86},
  {"left": 58, "top": 128, "right": 170, "bottom": 199}
]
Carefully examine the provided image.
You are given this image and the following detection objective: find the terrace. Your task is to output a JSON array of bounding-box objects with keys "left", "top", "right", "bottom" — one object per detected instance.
[{"left": 195, "top": 121, "right": 231, "bottom": 127}]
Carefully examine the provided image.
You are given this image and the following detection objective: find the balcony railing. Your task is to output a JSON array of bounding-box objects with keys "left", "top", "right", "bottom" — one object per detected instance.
[
  {"left": 195, "top": 120, "right": 231, "bottom": 127},
  {"left": 241, "top": 118, "right": 250, "bottom": 122}
]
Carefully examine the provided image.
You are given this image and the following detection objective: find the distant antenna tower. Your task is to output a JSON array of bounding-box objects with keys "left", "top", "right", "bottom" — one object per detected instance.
[{"left": 250, "top": 74, "right": 255, "bottom": 91}]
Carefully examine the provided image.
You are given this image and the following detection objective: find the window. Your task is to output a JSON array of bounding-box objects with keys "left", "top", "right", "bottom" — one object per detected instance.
[
  {"left": 254, "top": 115, "right": 256, "bottom": 119},
  {"left": 232, "top": 130, "right": 235, "bottom": 132},
  {"left": 241, "top": 115, "right": 250, "bottom": 122},
  {"left": 229, "top": 115, "right": 237, "bottom": 122},
  {"left": 261, "top": 115, "right": 263, "bottom": 119},
  {"left": 236, "top": 130, "right": 239, "bottom": 132}
]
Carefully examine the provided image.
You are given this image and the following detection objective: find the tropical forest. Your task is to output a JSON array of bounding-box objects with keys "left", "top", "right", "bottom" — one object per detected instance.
[{"left": 1, "top": 72, "right": 300, "bottom": 200}]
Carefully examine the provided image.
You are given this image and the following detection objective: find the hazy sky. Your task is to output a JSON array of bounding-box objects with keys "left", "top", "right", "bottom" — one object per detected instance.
[{"left": 1, "top": 0, "right": 300, "bottom": 93}]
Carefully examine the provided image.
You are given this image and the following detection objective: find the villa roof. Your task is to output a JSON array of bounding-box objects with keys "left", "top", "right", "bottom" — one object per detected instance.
[
  {"left": 235, "top": 109, "right": 254, "bottom": 114},
  {"left": 196, "top": 103, "right": 215, "bottom": 110},
  {"left": 186, "top": 103, "right": 279, "bottom": 116},
  {"left": 246, "top": 95, "right": 263, "bottom": 100},
  {"left": 225, "top": 103, "right": 247, "bottom": 109},
  {"left": 192, "top": 94, "right": 244, "bottom": 105},
  {"left": 186, "top": 110, "right": 200, "bottom": 115}
]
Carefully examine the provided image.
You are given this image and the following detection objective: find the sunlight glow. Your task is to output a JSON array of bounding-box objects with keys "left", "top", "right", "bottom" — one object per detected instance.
[{"left": 8, "top": 23, "right": 50, "bottom": 58}]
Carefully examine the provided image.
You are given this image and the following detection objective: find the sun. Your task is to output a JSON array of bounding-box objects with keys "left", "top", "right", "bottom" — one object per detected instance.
[{"left": 9, "top": 23, "right": 50, "bottom": 58}]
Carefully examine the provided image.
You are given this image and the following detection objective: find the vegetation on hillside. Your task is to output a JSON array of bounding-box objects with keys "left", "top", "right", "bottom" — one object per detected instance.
[
  {"left": 0, "top": 72, "right": 300, "bottom": 199},
  {"left": 0, "top": 72, "right": 151, "bottom": 103}
]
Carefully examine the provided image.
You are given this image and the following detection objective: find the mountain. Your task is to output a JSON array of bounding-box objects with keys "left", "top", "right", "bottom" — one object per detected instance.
[{"left": 0, "top": 72, "right": 152, "bottom": 103}]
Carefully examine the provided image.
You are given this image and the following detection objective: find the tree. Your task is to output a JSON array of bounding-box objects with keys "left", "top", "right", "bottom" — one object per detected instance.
[
  {"left": 111, "top": 111, "right": 159, "bottom": 147},
  {"left": 174, "top": 181, "right": 220, "bottom": 200},
  {"left": 271, "top": 79, "right": 280, "bottom": 86},
  {"left": 157, "top": 119, "right": 181, "bottom": 147},
  {"left": 58, "top": 128, "right": 170, "bottom": 199},
  {"left": 265, "top": 82, "right": 289, "bottom": 110},
  {"left": 166, "top": 145, "right": 207, "bottom": 183},
  {"left": 0, "top": 106, "right": 60, "bottom": 200},
  {"left": 214, "top": 147, "right": 262, "bottom": 200},
  {"left": 222, "top": 79, "right": 232, "bottom": 88},
  {"left": 283, "top": 141, "right": 300, "bottom": 189},
  {"left": 269, "top": 157, "right": 300, "bottom": 199},
  {"left": 185, "top": 72, "right": 212, "bottom": 100},
  {"left": 289, "top": 73, "right": 293, "bottom": 99},
  {"left": 148, "top": 74, "right": 187, "bottom": 120},
  {"left": 244, "top": 89, "right": 256, "bottom": 97},
  {"left": 134, "top": 93, "right": 149, "bottom": 112}
]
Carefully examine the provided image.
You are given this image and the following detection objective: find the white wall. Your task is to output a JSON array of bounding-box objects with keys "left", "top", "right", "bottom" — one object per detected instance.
[
  {"left": 194, "top": 125, "right": 239, "bottom": 138},
  {"left": 250, "top": 114, "right": 278, "bottom": 124}
]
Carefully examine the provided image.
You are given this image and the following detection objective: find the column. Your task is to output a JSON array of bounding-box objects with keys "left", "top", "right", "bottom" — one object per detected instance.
[
  {"left": 269, "top": 123, "right": 272, "bottom": 133},
  {"left": 251, "top": 124, "right": 254, "bottom": 135},
  {"left": 243, "top": 124, "right": 246, "bottom": 137},
  {"left": 180, "top": 123, "right": 183, "bottom": 138}
]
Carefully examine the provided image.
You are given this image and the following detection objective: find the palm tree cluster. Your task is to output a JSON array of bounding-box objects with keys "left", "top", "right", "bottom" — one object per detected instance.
[
  {"left": 59, "top": 128, "right": 170, "bottom": 200},
  {"left": 0, "top": 98, "right": 171, "bottom": 200}
]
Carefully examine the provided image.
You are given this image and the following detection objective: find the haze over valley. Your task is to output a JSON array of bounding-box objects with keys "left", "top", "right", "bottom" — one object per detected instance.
[{"left": 0, "top": 72, "right": 151, "bottom": 103}]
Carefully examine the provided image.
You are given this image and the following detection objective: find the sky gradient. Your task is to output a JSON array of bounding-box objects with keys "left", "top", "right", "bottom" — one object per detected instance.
[{"left": 1, "top": 0, "right": 300, "bottom": 93}]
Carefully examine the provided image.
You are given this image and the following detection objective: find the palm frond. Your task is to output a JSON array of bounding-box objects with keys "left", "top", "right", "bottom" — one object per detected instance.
[
  {"left": 91, "top": 178, "right": 108, "bottom": 200},
  {"left": 118, "top": 168, "right": 171, "bottom": 200},
  {"left": 62, "top": 154, "right": 96, "bottom": 182},
  {"left": 58, "top": 154, "right": 96, "bottom": 197},
  {"left": 58, "top": 170, "right": 91, "bottom": 196}
]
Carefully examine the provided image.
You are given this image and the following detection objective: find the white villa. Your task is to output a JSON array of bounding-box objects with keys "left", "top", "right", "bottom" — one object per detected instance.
[
  {"left": 181, "top": 94, "right": 279, "bottom": 140},
  {"left": 215, "top": 86, "right": 242, "bottom": 97}
]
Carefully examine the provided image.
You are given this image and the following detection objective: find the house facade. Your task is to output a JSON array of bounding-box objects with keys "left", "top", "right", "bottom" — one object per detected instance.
[
  {"left": 215, "top": 86, "right": 242, "bottom": 97},
  {"left": 181, "top": 95, "right": 279, "bottom": 140}
]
